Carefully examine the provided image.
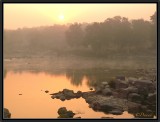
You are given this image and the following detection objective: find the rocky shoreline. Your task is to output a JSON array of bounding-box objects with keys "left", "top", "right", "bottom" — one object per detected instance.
[{"left": 50, "top": 70, "right": 156, "bottom": 118}]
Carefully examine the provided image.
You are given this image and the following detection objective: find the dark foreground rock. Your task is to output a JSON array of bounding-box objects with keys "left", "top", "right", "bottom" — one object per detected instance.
[
  {"left": 58, "top": 107, "right": 75, "bottom": 118},
  {"left": 4, "top": 108, "right": 11, "bottom": 118}
]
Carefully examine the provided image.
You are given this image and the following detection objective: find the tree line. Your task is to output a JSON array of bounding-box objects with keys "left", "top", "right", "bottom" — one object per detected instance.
[
  {"left": 65, "top": 12, "right": 156, "bottom": 57},
  {"left": 4, "top": 12, "right": 156, "bottom": 58}
]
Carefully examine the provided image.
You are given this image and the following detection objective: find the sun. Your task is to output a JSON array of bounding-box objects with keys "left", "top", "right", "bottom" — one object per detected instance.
[{"left": 58, "top": 14, "right": 64, "bottom": 20}]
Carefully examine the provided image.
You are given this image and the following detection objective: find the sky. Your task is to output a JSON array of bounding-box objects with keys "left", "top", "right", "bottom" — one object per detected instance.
[{"left": 4, "top": 4, "right": 156, "bottom": 30}]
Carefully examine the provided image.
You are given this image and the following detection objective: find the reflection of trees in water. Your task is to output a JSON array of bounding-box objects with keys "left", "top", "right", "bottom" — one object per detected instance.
[
  {"left": 65, "top": 68, "right": 141, "bottom": 87},
  {"left": 65, "top": 68, "right": 110, "bottom": 87},
  {"left": 65, "top": 70, "right": 84, "bottom": 86}
]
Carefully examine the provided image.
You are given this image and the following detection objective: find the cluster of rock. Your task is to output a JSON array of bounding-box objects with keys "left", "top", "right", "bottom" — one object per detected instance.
[
  {"left": 4, "top": 108, "right": 11, "bottom": 118},
  {"left": 51, "top": 70, "right": 156, "bottom": 118}
]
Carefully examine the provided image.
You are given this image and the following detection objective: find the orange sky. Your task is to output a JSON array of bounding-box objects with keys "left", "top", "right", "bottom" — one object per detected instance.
[{"left": 4, "top": 4, "right": 156, "bottom": 30}]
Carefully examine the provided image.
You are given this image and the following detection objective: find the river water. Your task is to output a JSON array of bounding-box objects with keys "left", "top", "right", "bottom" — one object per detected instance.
[{"left": 4, "top": 57, "right": 156, "bottom": 119}]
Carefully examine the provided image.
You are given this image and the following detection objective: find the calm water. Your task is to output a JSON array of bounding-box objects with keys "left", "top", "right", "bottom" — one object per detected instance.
[
  {"left": 4, "top": 56, "right": 155, "bottom": 119},
  {"left": 4, "top": 71, "right": 134, "bottom": 119}
]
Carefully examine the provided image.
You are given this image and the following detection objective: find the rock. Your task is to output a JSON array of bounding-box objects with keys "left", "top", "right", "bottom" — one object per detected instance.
[
  {"left": 51, "top": 89, "right": 82, "bottom": 101},
  {"left": 128, "top": 93, "right": 142, "bottom": 103},
  {"left": 62, "top": 89, "right": 76, "bottom": 98},
  {"left": 147, "top": 92, "right": 156, "bottom": 104},
  {"left": 105, "top": 85, "right": 110, "bottom": 88},
  {"left": 114, "top": 86, "right": 138, "bottom": 99},
  {"left": 75, "top": 117, "right": 81, "bottom": 118},
  {"left": 19, "top": 94, "right": 22, "bottom": 95},
  {"left": 125, "top": 86, "right": 138, "bottom": 93},
  {"left": 128, "top": 77, "right": 138, "bottom": 84},
  {"left": 116, "top": 76, "right": 125, "bottom": 80},
  {"left": 101, "top": 82, "right": 108, "bottom": 86},
  {"left": 95, "top": 87, "right": 102, "bottom": 94},
  {"left": 57, "top": 107, "right": 75, "bottom": 118},
  {"left": 115, "top": 79, "right": 128, "bottom": 89},
  {"left": 109, "top": 109, "right": 123, "bottom": 115},
  {"left": 59, "top": 96, "right": 66, "bottom": 101},
  {"left": 102, "top": 88, "right": 112, "bottom": 96},
  {"left": 45, "top": 90, "right": 49, "bottom": 93},
  {"left": 58, "top": 107, "right": 67, "bottom": 115},
  {"left": 90, "top": 88, "right": 93, "bottom": 91},
  {"left": 4, "top": 108, "right": 11, "bottom": 118},
  {"left": 128, "top": 102, "right": 141, "bottom": 114},
  {"left": 131, "top": 80, "right": 153, "bottom": 89},
  {"left": 66, "top": 110, "right": 75, "bottom": 117},
  {"left": 83, "top": 93, "right": 127, "bottom": 112}
]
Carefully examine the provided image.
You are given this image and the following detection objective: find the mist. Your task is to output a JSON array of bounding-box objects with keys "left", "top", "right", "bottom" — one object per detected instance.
[{"left": 4, "top": 13, "right": 156, "bottom": 71}]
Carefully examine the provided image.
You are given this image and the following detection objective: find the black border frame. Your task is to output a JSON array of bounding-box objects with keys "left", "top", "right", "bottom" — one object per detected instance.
[{"left": 0, "top": 1, "right": 159, "bottom": 122}]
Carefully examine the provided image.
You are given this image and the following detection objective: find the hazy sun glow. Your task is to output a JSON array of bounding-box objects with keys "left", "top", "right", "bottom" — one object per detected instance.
[
  {"left": 58, "top": 14, "right": 64, "bottom": 20},
  {"left": 4, "top": 4, "right": 156, "bottom": 30}
]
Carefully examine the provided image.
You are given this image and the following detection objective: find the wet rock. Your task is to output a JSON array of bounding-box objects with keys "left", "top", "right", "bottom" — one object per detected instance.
[
  {"left": 4, "top": 108, "right": 11, "bottom": 118},
  {"left": 102, "top": 88, "right": 112, "bottom": 96},
  {"left": 76, "top": 91, "right": 82, "bottom": 98},
  {"left": 57, "top": 107, "right": 75, "bottom": 118},
  {"left": 63, "top": 89, "right": 76, "bottom": 98},
  {"left": 51, "top": 89, "right": 82, "bottom": 101},
  {"left": 45, "top": 90, "right": 49, "bottom": 93},
  {"left": 128, "top": 93, "right": 142, "bottom": 103},
  {"left": 109, "top": 109, "right": 123, "bottom": 115},
  {"left": 59, "top": 96, "right": 66, "bottom": 101},
  {"left": 58, "top": 107, "right": 67, "bottom": 115}
]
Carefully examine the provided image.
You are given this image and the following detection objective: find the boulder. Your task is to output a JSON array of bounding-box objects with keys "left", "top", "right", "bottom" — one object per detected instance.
[
  {"left": 115, "top": 86, "right": 138, "bottom": 99},
  {"left": 58, "top": 107, "right": 67, "bottom": 115},
  {"left": 102, "top": 88, "right": 112, "bottom": 96},
  {"left": 57, "top": 107, "right": 75, "bottom": 118},
  {"left": 128, "top": 93, "right": 142, "bottom": 103},
  {"left": 4, "top": 108, "right": 11, "bottom": 118},
  {"left": 131, "top": 80, "right": 153, "bottom": 89}
]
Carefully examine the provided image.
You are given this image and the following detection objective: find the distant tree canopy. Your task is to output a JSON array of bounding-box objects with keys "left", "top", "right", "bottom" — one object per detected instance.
[
  {"left": 65, "top": 12, "right": 157, "bottom": 56},
  {"left": 4, "top": 12, "right": 156, "bottom": 58}
]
